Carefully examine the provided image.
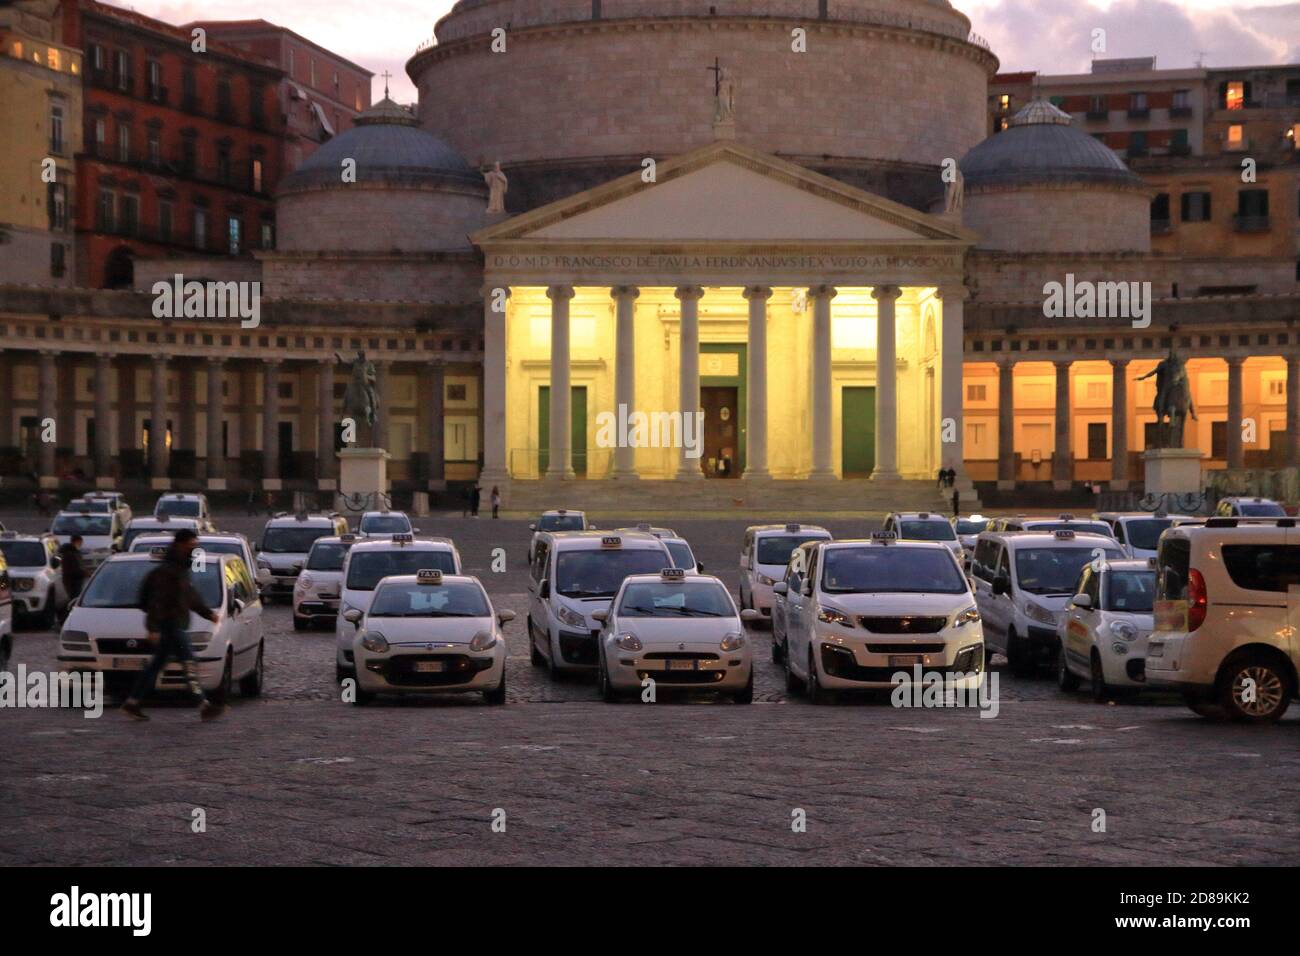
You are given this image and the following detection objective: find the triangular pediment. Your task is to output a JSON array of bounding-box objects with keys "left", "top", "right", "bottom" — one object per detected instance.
[{"left": 472, "top": 141, "right": 976, "bottom": 247}]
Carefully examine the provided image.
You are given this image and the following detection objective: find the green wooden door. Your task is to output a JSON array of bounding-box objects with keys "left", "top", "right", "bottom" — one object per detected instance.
[
  {"left": 841, "top": 386, "right": 875, "bottom": 477},
  {"left": 538, "top": 386, "right": 587, "bottom": 476}
]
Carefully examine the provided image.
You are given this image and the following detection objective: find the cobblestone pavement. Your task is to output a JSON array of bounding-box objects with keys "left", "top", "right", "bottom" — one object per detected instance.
[{"left": 1, "top": 511, "right": 1296, "bottom": 865}]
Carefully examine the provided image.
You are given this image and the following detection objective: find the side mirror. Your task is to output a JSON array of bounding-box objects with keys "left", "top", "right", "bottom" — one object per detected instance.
[
  {"left": 497, "top": 609, "right": 517, "bottom": 625},
  {"left": 696, "top": 562, "right": 704, "bottom": 572},
  {"left": 740, "top": 609, "right": 762, "bottom": 623},
  {"left": 343, "top": 609, "right": 363, "bottom": 625},
  {"left": 773, "top": 581, "right": 788, "bottom": 595},
  {"left": 992, "top": 575, "right": 1011, "bottom": 597},
  {"left": 412, "top": 527, "right": 421, "bottom": 534},
  {"left": 539, "top": 580, "right": 550, "bottom": 599},
  {"left": 1072, "top": 593, "right": 1093, "bottom": 610},
  {"left": 51, "top": 556, "right": 61, "bottom": 569},
  {"left": 528, "top": 523, "right": 536, "bottom": 532},
  {"left": 591, "top": 610, "right": 608, "bottom": 623},
  {"left": 256, "top": 568, "right": 273, "bottom": 587}
]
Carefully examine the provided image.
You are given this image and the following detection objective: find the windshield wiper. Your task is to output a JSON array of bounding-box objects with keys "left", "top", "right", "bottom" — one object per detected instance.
[{"left": 560, "top": 589, "right": 614, "bottom": 598}]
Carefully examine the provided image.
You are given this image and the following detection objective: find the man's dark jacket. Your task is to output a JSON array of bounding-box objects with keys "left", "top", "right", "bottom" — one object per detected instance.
[
  {"left": 58, "top": 543, "right": 87, "bottom": 591},
  {"left": 138, "top": 552, "right": 215, "bottom": 631}
]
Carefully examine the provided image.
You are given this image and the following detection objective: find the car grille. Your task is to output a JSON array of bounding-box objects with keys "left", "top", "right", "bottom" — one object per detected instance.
[
  {"left": 96, "top": 638, "right": 153, "bottom": 655},
  {"left": 636, "top": 668, "right": 725, "bottom": 685},
  {"left": 559, "top": 632, "right": 598, "bottom": 665},
  {"left": 858, "top": 616, "right": 947, "bottom": 634},
  {"left": 864, "top": 643, "right": 947, "bottom": 655},
  {"left": 820, "top": 644, "right": 981, "bottom": 682},
  {"left": 382, "top": 654, "right": 488, "bottom": 687},
  {"left": 643, "top": 652, "right": 720, "bottom": 662}
]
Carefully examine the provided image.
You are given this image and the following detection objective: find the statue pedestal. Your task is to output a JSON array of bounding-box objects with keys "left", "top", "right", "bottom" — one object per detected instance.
[
  {"left": 338, "top": 447, "right": 389, "bottom": 500},
  {"left": 1143, "top": 448, "right": 1204, "bottom": 496}
]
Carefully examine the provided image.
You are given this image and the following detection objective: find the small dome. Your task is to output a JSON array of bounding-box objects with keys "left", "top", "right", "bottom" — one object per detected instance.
[
  {"left": 280, "top": 98, "right": 484, "bottom": 193},
  {"left": 960, "top": 98, "right": 1144, "bottom": 190}
]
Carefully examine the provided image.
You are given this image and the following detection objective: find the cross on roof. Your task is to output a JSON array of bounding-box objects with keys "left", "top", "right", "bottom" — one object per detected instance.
[
  {"left": 381, "top": 70, "right": 392, "bottom": 99},
  {"left": 707, "top": 57, "right": 722, "bottom": 96}
]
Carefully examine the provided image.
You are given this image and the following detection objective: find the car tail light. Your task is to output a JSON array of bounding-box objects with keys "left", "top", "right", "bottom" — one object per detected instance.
[{"left": 1187, "top": 568, "right": 1207, "bottom": 632}]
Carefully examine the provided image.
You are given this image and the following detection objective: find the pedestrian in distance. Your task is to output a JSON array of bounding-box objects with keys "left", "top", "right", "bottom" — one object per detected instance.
[
  {"left": 121, "top": 529, "right": 224, "bottom": 722},
  {"left": 58, "top": 535, "right": 88, "bottom": 612},
  {"left": 470, "top": 483, "right": 482, "bottom": 518},
  {"left": 951, "top": 487, "right": 960, "bottom": 519},
  {"left": 491, "top": 485, "right": 501, "bottom": 519},
  {"left": 936, "top": 467, "right": 945, "bottom": 489}
]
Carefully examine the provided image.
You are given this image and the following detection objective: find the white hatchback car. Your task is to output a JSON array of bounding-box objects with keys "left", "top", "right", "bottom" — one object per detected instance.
[
  {"left": 661, "top": 536, "right": 701, "bottom": 574},
  {"left": 292, "top": 534, "right": 359, "bottom": 630},
  {"left": 357, "top": 510, "right": 418, "bottom": 537},
  {"left": 781, "top": 535, "right": 985, "bottom": 703},
  {"left": 256, "top": 512, "right": 352, "bottom": 602},
  {"left": 1056, "top": 558, "right": 1157, "bottom": 700},
  {"left": 1092, "top": 512, "right": 1192, "bottom": 560},
  {"left": 594, "top": 569, "right": 759, "bottom": 703},
  {"left": 153, "top": 492, "right": 214, "bottom": 529},
  {"left": 334, "top": 534, "right": 462, "bottom": 681},
  {"left": 76, "top": 492, "right": 133, "bottom": 525},
  {"left": 129, "top": 532, "right": 271, "bottom": 593},
  {"left": 0, "top": 531, "right": 65, "bottom": 628},
  {"left": 883, "top": 511, "right": 964, "bottom": 561},
  {"left": 121, "top": 515, "right": 201, "bottom": 552},
  {"left": 738, "top": 523, "right": 833, "bottom": 622},
  {"left": 1213, "top": 497, "right": 1286, "bottom": 518},
  {"left": 57, "top": 550, "right": 265, "bottom": 701},
  {"left": 1146, "top": 517, "right": 1299, "bottom": 722},
  {"left": 528, "top": 509, "right": 589, "bottom": 562},
  {"left": 51, "top": 509, "right": 125, "bottom": 568},
  {"left": 344, "top": 570, "right": 513, "bottom": 706}
]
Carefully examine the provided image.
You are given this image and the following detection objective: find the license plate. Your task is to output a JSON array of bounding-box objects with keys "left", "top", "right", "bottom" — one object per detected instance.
[
  {"left": 666, "top": 660, "right": 696, "bottom": 671},
  {"left": 413, "top": 660, "right": 445, "bottom": 673},
  {"left": 112, "top": 657, "right": 147, "bottom": 671},
  {"left": 889, "top": 655, "right": 924, "bottom": 667}
]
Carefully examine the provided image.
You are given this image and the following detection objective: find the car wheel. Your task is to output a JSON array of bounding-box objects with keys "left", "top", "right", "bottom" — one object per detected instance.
[
  {"left": 239, "top": 643, "right": 265, "bottom": 698},
  {"left": 211, "top": 653, "right": 233, "bottom": 705},
  {"left": 1217, "top": 654, "right": 1293, "bottom": 723},
  {"left": 1056, "top": 642, "right": 1080, "bottom": 692},
  {"left": 598, "top": 651, "right": 620, "bottom": 703},
  {"left": 1007, "top": 629, "right": 1036, "bottom": 678},
  {"left": 351, "top": 686, "right": 375, "bottom": 706},
  {"left": 528, "top": 617, "right": 544, "bottom": 667},
  {"left": 483, "top": 667, "right": 506, "bottom": 706},
  {"left": 771, "top": 630, "right": 785, "bottom": 664},
  {"left": 335, "top": 662, "right": 353, "bottom": 685},
  {"left": 784, "top": 648, "right": 802, "bottom": 694},
  {"left": 38, "top": 599, "right": 58, "bottom": 631},
  {"left": 733, "top": 669, "right": 754, "bottom": 705},
  {"left": 807, "top": 649, "right": 833, "bottom": 705},
  {"left": 1089, "top": 651, "right": 1111, "bottom": 702},
  {"left": 292, "top": 614, "right": 309, "bottom": 632},
  {"left": 0, "top": 636, "right": 10, "bottom": 673}
]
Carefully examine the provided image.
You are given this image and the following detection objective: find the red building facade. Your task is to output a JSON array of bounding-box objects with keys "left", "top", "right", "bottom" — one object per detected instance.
[{"left": 67, "top": 0, "right": 285, "bottom": 288}]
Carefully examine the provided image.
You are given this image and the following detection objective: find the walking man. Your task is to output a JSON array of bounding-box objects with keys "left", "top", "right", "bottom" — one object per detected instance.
[
  {"left": 58, "top": 535, "right": 88, "bottom": 611},
  {"left": 121, "top": 529, "right": 224, "bottom": 721},
  {"left": 490, "top": 485, "right": 501, "bottom": 519}
]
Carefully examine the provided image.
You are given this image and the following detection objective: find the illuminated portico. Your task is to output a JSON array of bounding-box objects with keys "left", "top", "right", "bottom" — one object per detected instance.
[{"left": 472, "top": 142, "right": 976, "bottom": 504}]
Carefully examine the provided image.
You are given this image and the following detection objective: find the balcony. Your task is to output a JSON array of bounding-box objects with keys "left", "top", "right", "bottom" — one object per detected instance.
[
  {"left": 1086, "top": 109, "right": 1109, "bottom": 122},
  {"left": 1150, "top": 219, "right": 1172, "bottom": 235},
  {"left": 81, "top": 143, "right": 271, "bottom": 197},
  {"left": 1233, "top": 215, "right": 1271, "bottom": 233},
  {"left": 1126, "top": 145, "right": 1149, "bottom": 159},
  {"left": 1126, "top": 107, "right": 1151, "bottom": 120},
  {"left": 146, "top": 84, "right": 168, "bottom": 105},
  {"left": 1167, "top": 141, "right": 1192, "bottom": 157},
  {"left": 1170, "top": 105, "right": 1193, "bottom": 118}
]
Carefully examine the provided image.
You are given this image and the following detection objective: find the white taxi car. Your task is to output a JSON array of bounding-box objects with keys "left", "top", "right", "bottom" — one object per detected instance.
[
  {"left": 76, "top": 491, "right": 133, "bottom": 524},
  {"left": 527, "top": 509, "right": 589, "bottom": 562},
  {"left": 357, "top": 510, "right": 418, "bottom": 537},
  {"left": 952, "top": 514, "right": 992, "bottom": 554},
  {"left": 57, "top": 549, "right": 266, "bottom": 701},
  {"left": 780, "top": 534, "right": 984, "bottom": 703},
  {"left": 152, "top": 492, "right": 214, "bottom": 528},
  {"left": 662, "top": 535, "right": 701, "bottom": 574},
  {"left": 334, "top": 534, "right": 462, "bottom": 681},
  {"left": 292, "top": 534, "right": 358, "bottom": 630},
  {"left": 256, "top": 512, "right": 351, "bottom": 602},
  {"left": 615, "top": 524, "right": 677, "bottom": 540},
  {"left": 344, "top": 570, "right": 513, "bottom": 706},
  {"left": 0, "top": 552, "right": 13, "bottom": 671},
  {"left": 51, "top": 508, "right": 125, "bottom": 567},
  {"left": 1147, "top": 517, "right": 1299, "bottom": 722},
  {"left": 771, "top": 542, "right": 820, "bottom": 664},
  {"left": 527, "top": 531, "right": 672, "bottom": 677},
  {"left": 0, "top": 531, "right": 65, "bottom": 628},
  {"left": 971, "top": 530, "right": 1126, "bottom": 677},
  {"left": 594, "top": 569, "right": 760, "bottom": 703},
  {"left": 121, "top": 514, "right": 201, "bottom": 552},
  {"left": 883, "top": 511, "right": 964, "bottom": 560},
  {"left": 989, "top": 514, "right": 1117, "bottom": 538},
  {"left": 1056, "top": 558, "right": 1157, "bottom": 700},
  {"left": 1092, "top": 512, "right": 1191, "bottom": 560},
  {"left": 738, "top": 523, "right": 833, "bottom": 621}
]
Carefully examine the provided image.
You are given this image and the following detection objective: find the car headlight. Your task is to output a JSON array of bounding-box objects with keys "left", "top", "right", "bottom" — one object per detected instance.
[
  {"left": 1024, "top": 601, "right": 1057, "bottom": 626},
  {"left": 615, "top": 633, "right": 643, "bottom": 652},
  {"left": 1110, "top": 620, "right": 1138, "bottom": 642},
  {"left": 297, "top": 573, "right": 314, "bottom": 591},
  {"left": 61, "top": 629, "right": 91, "bottom": 651},
  {"left": 756, "top": 573, "right": 776, "bottom": 586},
  {"left": 12, "top": 578, "right": 34, "bottom": 592},
  {"left": 469, "top": 630, "right": 497, "bottom": 652},
  {"left": 720, "top": 631, "right": 745, "bottom": 651},
  {"left": 953, "top": 605, "right": 980, "bottom": 628},
  {"left": 556, "top": 605, "right": 587, "bottom": 628},
  {"left": 361, "top": 632, "right": 389, "bottom": 654},
  {"left": 189, "top": 631, "right": 213, "bottom": 653},
  {"left": 817, "top": 606, "right": 855, "bottom": 628}
]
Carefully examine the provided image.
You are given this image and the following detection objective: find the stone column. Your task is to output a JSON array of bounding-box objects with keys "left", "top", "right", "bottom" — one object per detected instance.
[
  {"left": 809, "top": 285, "right": 837, "bottom": 479},
  {"left": 147, "top": 354, "right": 169, "bottom": 487},
  {"left": 372, "top": 360, "right": 390, "bottom": 451},
  {"left": 38, "top": 350, "right": 58, "bottom": 487},
  {"left": 93, "top": 353, "right": 113, "bottom": 485},
  {"left": 743, "top": 285, "right": 772, "bottom": 479},
  {"left": 611, "top": 285, "right": 640, "bottom": 479},
  {"left": 997, "top": 357, "right": 1016, "bottom": 490},
  {"left": 546, "top": 285, "right": 575, "bottom": 479},
  {"left": 1052, "top": 359, "right": 1072, "bottom": 490},
  {"left": 1287, "top": 352, "right": 1300, "bottom": 468},
  {"left": 1225, "top": 356, "right": 1244, "bottom": 471},
  {"left": 317, "top": 359, "right": 336, "bottom": 487},
  {"left": 870, "top": 285, "right": 901, "bottom": 480},
  {"left": 238, "top": 363, "right": 257, "bottom": 467},
  {"left": 480, "top": 286, "right": 509, "bottom": 483},
  {"left": 425, "top": 359, "right": 446, "bottom": 489},
  {"left": 938, "top": 286, "right": 967, "bottom": 479},
  {"left": 206, "top": 357, "right": 226, "bottom": 488},
  {"left": 177, "top": 364, "right": 197, "bottom": 469},
  {"left": 675, "top": 285, "right": 705, "bottom": 480},
  {"left": 262, "top": 359, "right": 281, "bottom": 488},
  {"left": 1110, "top": 358, "right": 1129, "bottom": 490}
]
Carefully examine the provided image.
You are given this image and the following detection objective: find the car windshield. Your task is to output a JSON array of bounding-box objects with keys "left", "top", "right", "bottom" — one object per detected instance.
[
  {"left": 307, "top": 543, "right": 349, "bottom": 571},
  {"left": 1105, "top": 571, "right": 1156, "bottom": 612},
  {"left": 1124, "top": 519, "right": 1173, "bottom": 551},
  {"left": 618, "top": 581, "right": 734, "bottom": 617},
  {"left": 1025, "top": 521, "right": 1113, "bottom": 536},
  {"left": 121, "top": 526, "right": 170, "bottom": 549},
  {"left": 1238, "top": 502, "right": 1285, "bottom": 517},
  {"left": 539, "top": 514, "right": 585, "bottom": 531},
  {"left": 133, "top": 539, "right": 241, "bottom": 558},
  {"left": 80, "top": 560, "right": 223, "bottom": 610},
  {"left": 346, "top": 550, "right": 457, "bottom": 591},
  {"left": 359, "top": 515, "right": 409, "bottom": 534},
  {"left": 52, "top": 514, "right": 112, "bottom": 536},
  {"left": 666, "top": 541, "right": 695, "bottom": 570},
  {"left": 0, "top": 541, "right": 47, "bottom": 567},
  {"left": 954, "top": 519, "right": 988, "bottom": 535},
  {"left": 1015, "top": 547, "right": 1123, "bottom": 595},
  {"left": 156, "top": 499, "right": 201, "bottom": 518},
  {"left": 821, "top": 547, "right": 967, "bottom": 594},
  {"left": 898, "top": 520, "right": 957, "bottom": 541},
  {"left": 757, "top": 534, "right": 827, "bottom": 565},
  {"left": 76, "top": 499, "right": 112, "bottom": 513},
  {"left": 262, "top": 527, "right": 332, "bottom": 554},
  {"left": 368, "top": 581, "right": 489, "bottom": 618},
  {"left": 555, "top": 549, "right": 668, "bottom": 598}
]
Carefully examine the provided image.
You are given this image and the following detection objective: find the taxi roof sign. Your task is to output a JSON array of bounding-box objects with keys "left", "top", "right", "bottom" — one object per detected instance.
[
  {"left": 416, "top": 569, "right": 443, "bottom": 585},
  {"left": 918, "top": 512, "right": 931, "bottom": 519},
  {"left": 871, "top": 531, "right": 897, "bottom": 543},
  {"left": 784, "top": 523, "right": 801, "bottom": 532},
  {"left": 149, "top": 545, "right": 169, "bottom": 557},
  {"left": 391, "top": 533, "right": 414, "bottom": 545},
  {"left": 600, "top": 535, "right": 622, "bottom": 548},
  {"left": 1053, "top": 529, "right": 1076, "bottom": 539},
  {"left": 636, "top": 523, "right": 652, "bottom": 531},
  {"left": 660, "top": 567, "right": 686, "bottom": 581},
  {"left": 1059, "top": 513, "right": 1075, "bottom": 520},
  {"left": 339, "top": 534, "right": 357, "bottom": 543}
]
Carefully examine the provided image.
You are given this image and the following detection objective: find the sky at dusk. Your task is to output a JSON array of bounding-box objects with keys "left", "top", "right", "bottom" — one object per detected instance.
[{"left": 133, "top": 0, "right": 1300, "bottom": 105}]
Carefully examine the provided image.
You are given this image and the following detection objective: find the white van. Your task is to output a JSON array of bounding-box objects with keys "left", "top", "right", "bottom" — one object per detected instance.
[
  {"left": 1146, "top": 517, "right": 1298, "bottom": 722},
  {"left": 527, "top": 531, "right": 673, "bottom": 677},
  {"left": 970, "top": 530, "right": 1124, "bottom": 677},
  {"left": 738, "top": 523, "right": 833, "bottom": 620},
  {"left": 51, "top": 509, "right": 125, "bottom": 568},
  {"left": 1093, "top": 512, "right": 1191, "bottom": 560}
]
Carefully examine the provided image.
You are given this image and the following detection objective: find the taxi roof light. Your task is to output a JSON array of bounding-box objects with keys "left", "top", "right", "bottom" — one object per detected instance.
[
  {"left": 661, "top": 567, "right": 686, "bottom": 581},
  {"left": 871, "top": 531, "right": 897, "bottom": 544},
  {"left": 148, "top": 546, "right": 169, "bottom": 557},
  {"left": 784, "top": 522, "right": 801, "bottom": 532},
  {"left": 600, "top": 536, "right": 622, "bottom": 549},
  {"left": 416, "top": 569, "right": 443, "bottom": 585},
  {"left": 392, "top": 533, "right": 414, "bottom": 545},
  {"left": 1053, "top": 529, "right": 1076, "bottom": 539}
]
